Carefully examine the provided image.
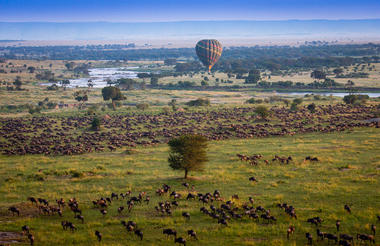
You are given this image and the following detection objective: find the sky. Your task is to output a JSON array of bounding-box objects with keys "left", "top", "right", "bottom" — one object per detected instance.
[{"left": 0, "top": 0, "right": 379, "bottom": 22}]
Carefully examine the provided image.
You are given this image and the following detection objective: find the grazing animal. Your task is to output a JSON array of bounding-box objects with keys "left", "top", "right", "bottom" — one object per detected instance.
[
  {"left": 336, "top": 220, "right": 341, "bottom": 231},
  {"left": 306, "top": 232, "right": 313, "bottom": 245},
  {"left": 134, "top": 229, "right": 143, "bottom": 240},
  {"left": 22, "top": 225, "right": 30, "bottom": 234},
  {"left": 182, "top": 212, "right": 190, "bottom": 220},
  {"left": 305, "top": 156, "right": 319, "bottom": 162},
  {"left": 61, "top": 221, "right": 76, "bottom": 232},
  {"left": 248, "top": 197, "right": 254, "bottom": 204},
  {"left": 249, "top": 176, "right": 257, "bottom": 182},
  {"left": 75, "top": 215, "right": 84, "bottom": 223},
  {"left": 357, "top": 233, "right": 375, "bottom": 244},
  {"left": 186, "top": 193, "right": 195, "bottom": 200},
  {"left": 118, "top": 206, "right": 124, "bottom": 213},
  {"left": 371, "top": 224, "right": 376, "bottom": 235},
  {"left": 28, "top": 233, "right": 34, "bottom": 245},
  {"left": 8, "top": 206, "right": 20, "bottom": 216},
  {"left": 324, "top": 233, "right": 338, "bottom": 244},
  {"left": 339, "top": 234, "right": 353, "bottom": 242},
  {"left": 175, "top": 237, "right": 186, "bottom": 246},
  {"left": 287, "top": 225, "right": 295, "bottom": 239},
  {"left": 95, "top": 230, "right": 102, "bottom": 242},
  {"left": 218, "top": 218, "right": 228, "bottom": 226},
  {"left": 144, "top": 196, "right": 150, "bottom": 204},
  {"left": 28, "top": 197, "right": 38, "bottom": 205},
  {"left": 100, "top": 209, "right": 107, "bottom": 216},
  {"left": 338, "top": 240, "right": 351, "bottom": 246},
  {"left": 111, "top": 192, "right": 118, "bottom": 200},
  {"left": 163, "top": 228, "right": 177, "bottom": 239},
  {"left": 344, "top": 204, "right": 351, "bottom": 213},
  {"left": 187, "top": 229, "right": 198, "bottom": 240},
  {"left": 316, "top": 229, "right": 325, "bottom": 241}
]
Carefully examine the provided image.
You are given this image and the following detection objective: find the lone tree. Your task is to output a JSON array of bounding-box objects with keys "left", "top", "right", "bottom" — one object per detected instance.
[
  {"left": 73, "top": 90, "right": 88, "bottom": 109},
  {"left": 14, "top": 76, "right": 22, "bottom": 90},
  {"left": 311, "top": 70, "right": 326, "bottom": 81},
  {"left": 59, "top": 79, "right": 70, "bottom": 90},
  {"left": 168, "top": 99, "right": 177, "bottom": 111},
  {"left": 91, "top": 117, "right": 101, "bottom": 131},
  {"left": 245, "top": 69, "right": 261, "bottom": 84},
  {"left": 307, "top": 103, "right": 316, "bottom": 113},
  {"left": 254, "top": 105, "right": 269, "bottom": 119},
  {"left": 101, "top": 86, "right": 125, "bottom": 110},
  {"left": 168, "top": 135, "right": 208, "bottom": 179}
]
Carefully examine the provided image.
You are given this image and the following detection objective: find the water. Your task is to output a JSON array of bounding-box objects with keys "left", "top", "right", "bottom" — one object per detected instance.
[
  {"left": 277, "top": 92, "right": 380, "bottom": 98},
  {"left": 55, "top": 67, "right": 139, "bottom": 88}
]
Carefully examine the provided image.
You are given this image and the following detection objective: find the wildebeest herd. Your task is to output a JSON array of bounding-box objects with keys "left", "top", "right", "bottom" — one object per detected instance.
[
  {"left": 0, "top": 104, "right": 378, "bottom": 155},
  {"left": 7, "top": 173, "right": 378, "bottom": 245}
]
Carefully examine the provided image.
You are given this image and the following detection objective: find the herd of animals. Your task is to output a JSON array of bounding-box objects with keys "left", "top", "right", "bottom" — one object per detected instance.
[
  {"left": 4, "top": 154, "right": 378, "bottom": 245},
  {"left": 0, "top": 104, "right": 379, "bottom": 156}
]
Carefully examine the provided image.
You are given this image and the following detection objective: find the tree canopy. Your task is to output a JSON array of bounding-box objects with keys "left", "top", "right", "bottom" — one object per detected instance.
[
  {"left": 101, "top": 86, "right": 125, "bottom": 110},
  {"left": 168, "top": 135, "right": 208, "bottom": 179}
]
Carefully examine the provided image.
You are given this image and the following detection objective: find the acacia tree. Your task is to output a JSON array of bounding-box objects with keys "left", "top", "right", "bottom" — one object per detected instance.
[
  {"left": 254, "top": 105, "right": 269, "bottom": 119},
  {"left": 168, "top": 135, "right": 208, "bottom": 179},
  {"left": 59, "top": 79, "right": 70, "bottom": 90},
  {"left": 101, "top": 86, "right": 125, "bottom": 110},
  {"left": 73, "top": 90, "right": 88, "bottom": 109},
  {"left": 311, "top": 70, "right": 326, "bottom": 81}
]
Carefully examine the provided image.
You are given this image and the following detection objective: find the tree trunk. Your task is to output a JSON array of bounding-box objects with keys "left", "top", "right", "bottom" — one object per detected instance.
[
  {"left": 112, "top": 100, "right": 116, "bottom": 110},
  {"left": 184, "top": 169, "right": 188, "bottom": 179}
]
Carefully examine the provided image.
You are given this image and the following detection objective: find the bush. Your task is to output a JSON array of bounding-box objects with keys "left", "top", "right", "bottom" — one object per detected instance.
[
  {"left": 245, "top": 98, "right": 256, "bottom": 104},
  {"left": 87, "top": 105, "right": 98, "bottom": 115},
  {"left": 254, "top": 105, "right": 269, "bottom": 119},
  {"left": 69, "top": 169, "right": 84, "bottom": 178},
  {"left": 313, "top": 95, "right": 322, "bottom": 100},
  {"left": 91, "top": 117, "right": 101, "bottom": 131},
  {"left": 136, "top": 103, "right": 149, "bottom": 110},
  {"left": 293, "top": 98, "right": 303, "bottom": 105},
  {"left": 46, "top": 84, "right": 59, "bottom": 91},
  {"left": 290, "top": 103, "right": 298, "bottom": 111},
  {"left": 343, "top": 94, "right": 369, "bottom": 105},
  {"left": 28, "top": 105, "right": 41, "bottom": 114},
  {"left": 307, "top": 103, "right": 316, "bottom": 113},
  {"left": 186, "top": 98, "right": 210, "bottom": 107}
]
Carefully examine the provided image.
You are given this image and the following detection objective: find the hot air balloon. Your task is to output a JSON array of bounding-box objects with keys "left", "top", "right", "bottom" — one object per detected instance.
[{"left": 195, "top": 39, "right": 223, "bottom": 72}]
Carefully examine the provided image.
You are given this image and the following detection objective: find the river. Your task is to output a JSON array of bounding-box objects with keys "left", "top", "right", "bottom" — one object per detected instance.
[
  {"left": 277, "top": 92, "right": 380, "bottom": 98},
  {"left": 65, "top": 67, "right": 139, "bottom": 88}
]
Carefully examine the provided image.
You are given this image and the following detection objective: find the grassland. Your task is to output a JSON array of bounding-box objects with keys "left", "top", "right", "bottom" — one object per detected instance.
[{"left": 0, "top": 127, "right": 379, "bottom": 245}]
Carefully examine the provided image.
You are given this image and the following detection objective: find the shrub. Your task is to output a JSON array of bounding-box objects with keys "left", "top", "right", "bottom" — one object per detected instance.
[
  {"left": 293, "top": 98, "right": 303, "bottom": 105},
  {"left": 136, "top": 103, "right": 149, "bottom": 110},
  {"left": 91, "top": 117, "right": 101, "bottom": 131},
  {"left": 186, "top": 98, "right": 210, "bottom": 107},
  {"left": 307, "top": 103, "right": 316, "bottom": 113},
  {"left": 343, "top": 94, "right": 369, "bottom": 105},
  {"left": 245, "top": 98, "right": 256, "bottom": 104},
  {"left": 254, "top": 105, "right": 269, "bottom": 119}
]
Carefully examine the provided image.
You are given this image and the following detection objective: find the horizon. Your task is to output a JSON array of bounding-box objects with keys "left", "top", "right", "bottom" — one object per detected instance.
[{"left": 1, "top": 18, "right": 380, "bottom": 24}]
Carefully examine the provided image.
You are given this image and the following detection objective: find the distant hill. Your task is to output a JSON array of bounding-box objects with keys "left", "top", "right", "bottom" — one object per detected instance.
[{"left": 0, "top": 20, "right": 379, "bottom": 40}]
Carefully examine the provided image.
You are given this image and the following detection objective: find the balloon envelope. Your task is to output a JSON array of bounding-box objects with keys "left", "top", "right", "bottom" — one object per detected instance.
[{"left": 195, "top": 39, "right": 223, "bottom": 72}]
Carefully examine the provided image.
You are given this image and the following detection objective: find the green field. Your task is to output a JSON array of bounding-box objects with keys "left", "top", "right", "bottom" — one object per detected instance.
[{"left": 1, "top": 127, "right": 379, "bottom": 245}]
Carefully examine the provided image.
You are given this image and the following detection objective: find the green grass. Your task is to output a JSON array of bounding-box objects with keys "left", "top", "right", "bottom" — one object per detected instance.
[{"left": 0, "top": 127, "right": 379, "bottom": 245}]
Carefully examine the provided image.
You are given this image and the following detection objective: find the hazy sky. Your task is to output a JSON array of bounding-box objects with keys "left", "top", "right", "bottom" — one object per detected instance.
[{"left": 0, "top": 0, "right": 379, "bottom": 22}]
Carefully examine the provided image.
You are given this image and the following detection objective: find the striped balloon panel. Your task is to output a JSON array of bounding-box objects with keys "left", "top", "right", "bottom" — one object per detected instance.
[{"left": 195, "top": 39, "right": 223, "bottom": 71}]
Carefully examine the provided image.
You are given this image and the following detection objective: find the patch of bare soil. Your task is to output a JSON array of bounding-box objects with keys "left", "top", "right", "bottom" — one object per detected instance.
[
  {"left": 0, "top": 231, "right": 24, "bottom": 244},
  {"left": 0, "top": 202, "right": 41, "bottom": 218}
]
